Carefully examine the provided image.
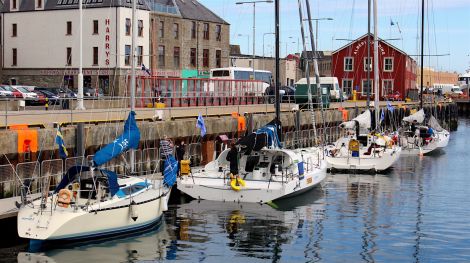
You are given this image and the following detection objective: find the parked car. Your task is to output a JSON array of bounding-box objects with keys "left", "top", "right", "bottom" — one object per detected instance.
[
  {"left": 0, "top": 85, "right": 15, "bottom": 97},
  {"left": 383, "top": 91, "right": 401, "bottom": 101},
  {"left": 36, "top": 90, "right": 60, "bottom": 105},
  {"left": 31, "top": 90, "right": 47, "bottom": 105},
  {"left": 36, "top": 87, "right": 77, "bottom": 98},
  {"left": 265, "top": 86, "right": 296, "bottom": 103},
  {"left": 84, "top": 87, "right": 104, "bottom": 97},
  {"left": 11, "top": 86, "right": 38, "bottom": 104}
]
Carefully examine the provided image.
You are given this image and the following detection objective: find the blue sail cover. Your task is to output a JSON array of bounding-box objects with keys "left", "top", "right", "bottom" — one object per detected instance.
[
  {"left": 256, "top": 124, "right": 282, "bottom": 148},
  {"left": 93, "top": 111, "right": 141, "bottom": 166},
  {"left": 163, "top": 155, "right": 178, "bottom": 187}
]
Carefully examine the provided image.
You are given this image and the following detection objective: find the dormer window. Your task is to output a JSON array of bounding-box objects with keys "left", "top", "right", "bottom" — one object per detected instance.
[
  {"left": 37, "top": 0, "right": 42, "bottom": 8},
  {"left": 11, "top": 0, "right": 18, "bottom": 11}
]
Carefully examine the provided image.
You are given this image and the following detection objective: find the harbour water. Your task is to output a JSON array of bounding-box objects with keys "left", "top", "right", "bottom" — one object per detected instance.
[{"left": 3, "top": 118, "right": 470, "bottom": 262}]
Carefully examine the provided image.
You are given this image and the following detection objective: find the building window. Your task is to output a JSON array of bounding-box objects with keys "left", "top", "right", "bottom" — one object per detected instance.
[
  {"left": 364, "top": 57, "right": 372, "bottom": 71},
  {"left": 125, "top": 18, "right": 131, "bottom": 36},
  {"left": 66, "top": 21, "right": 72, "bottom": 35},
  {"left": 12, "top": 0, "right": 17, "bottom": 9},
  {"left": 215, "top": 50, "right": 221, "bottom": 68},
  {"left": 344, "top": 57, "right": 353, "bottom": 71},
  {"left": 37, "top": 0, "right": 42, "bottom": 8},
  {"left": 173, "top": 23, "right": 179, "bottom": 39},
  {"left": 93, "top": 20, "right": 99, "bottom": 34},
  {"left": 203, "top": 49, "right": 209, "bottom": 67},
  {"left": 125, "top": 45, "right": 131, "bottom": 66},
  {"left": 93, "top": 47, "right": 98, "bottom": 65},
  {"left": 159, "top": 21, "right": 164, "bottom": 38},
  {"left": 138, "top": 20, "right": 143, "bottom": 37},
  {"left": 342, "top": 79, "right": 353, "bottom": 97},
  {"left": 174, "top": 47, "right": 180, "bottom": 68},
  {"left": 137, "top": 46, "right": 143, "bottom": 66},
  {"left": 215, "top": 25, "right": 221, "bottom": 41},
  {"left": 203, "top": 23, "right": 209, "bottom": 40},
  {"left": 190, "top": 48, "right": 196, "bottom": 67},
  {"left": 361, "top": 79, "right": 373, "bottom": 95},
  {"left": 191, "top": 21, "right": 196, "bottom": 39},
  {"left": 66, "top": 47, "right": 72, "bottom": 66},
  {"left": 382, "top": 79, "right": 394, "bottom": 96},
  {"left": 384, "top": 57, "right": 393, "bottom": 72},
  {"left": 158, "top": 45, "right": 165, "bottom": 67},
  {"left": 12, "top": 24, "right": 17, "bottom": 37},
  {"left": 12, "top": 48, "right": 17, "bottom": 66}
]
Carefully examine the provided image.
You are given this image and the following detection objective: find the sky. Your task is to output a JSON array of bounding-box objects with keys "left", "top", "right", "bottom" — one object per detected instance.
[{"left": 199, "top": 0, "right": 470, "bottom": 73}]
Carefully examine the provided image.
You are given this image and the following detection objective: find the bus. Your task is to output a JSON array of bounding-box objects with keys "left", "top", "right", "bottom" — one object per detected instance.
[{"left": 209, "top": 67, "right": 272, "bottom": 96}]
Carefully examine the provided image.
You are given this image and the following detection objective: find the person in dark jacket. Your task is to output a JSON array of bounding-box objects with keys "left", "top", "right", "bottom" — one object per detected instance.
[
  {"left": 175, "top": 141, "right": 186, "bottom": 176},
  {"left": 226, "top": 143, "right": 239, "bottom": 180}
]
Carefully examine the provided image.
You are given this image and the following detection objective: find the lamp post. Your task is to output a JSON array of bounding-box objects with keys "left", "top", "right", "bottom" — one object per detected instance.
[
  {"left": 303, "top": 17, "right": 333, "bottom": 50},
  {"left": 263, "top": 32, "right": 275, "bottom": 69},
  {"left": 236, "top": 0, "right": 273, "bottom": 78},
  {"left": 237, "top": 33, "right": 250, "bottom": 55}
]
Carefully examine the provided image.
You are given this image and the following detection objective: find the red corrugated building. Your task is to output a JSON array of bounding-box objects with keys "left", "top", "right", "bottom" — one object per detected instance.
[{"left": 332, "top": 34, "right": 417, "bottom": 100}]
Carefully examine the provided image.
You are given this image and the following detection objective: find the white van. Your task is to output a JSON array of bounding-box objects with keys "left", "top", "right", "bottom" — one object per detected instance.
[
  {"left": 432, "top": 83, "right": 454, "bottom": 95},
  {"left": 295, "top": 77, "right": 343, "bottom": 101}
]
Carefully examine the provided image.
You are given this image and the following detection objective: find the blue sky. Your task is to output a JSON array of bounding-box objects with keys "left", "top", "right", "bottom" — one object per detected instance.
[{"left": 199, "top": 0, "right": 469, "bottom": 73}]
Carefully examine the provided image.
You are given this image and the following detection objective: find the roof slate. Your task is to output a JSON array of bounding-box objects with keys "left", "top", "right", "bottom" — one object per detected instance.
[{"left": 174, "top": 0, "right": 228, "bottom": 24}]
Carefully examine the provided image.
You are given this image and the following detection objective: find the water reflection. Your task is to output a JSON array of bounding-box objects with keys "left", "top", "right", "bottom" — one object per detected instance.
[{"left": 18, "top": 222, "right": 173, "bottom": 263}]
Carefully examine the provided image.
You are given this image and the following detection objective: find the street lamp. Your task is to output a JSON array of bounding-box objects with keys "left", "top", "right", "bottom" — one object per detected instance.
[
  {"left": 237, "top": 33, "right": 250, "bottom": 55},
  {"left": 303, "top": 17, "right": 333, "bottom": 50},
  {"left": 236, "top": 0, "right": 273, "bottom": 78},
  {"left": 263, "top": 32, "right": 275, "bottom": 69}
]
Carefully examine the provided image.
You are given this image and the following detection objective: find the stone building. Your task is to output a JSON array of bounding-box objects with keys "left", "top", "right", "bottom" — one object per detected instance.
[
  {"left": 417, "top": 67, "right": 459, "bottom": 88},
  {"left": 298, "top": 51, "right": 333, "bottom": 78},
  {"left": 148, "top": 0, "right": 230, "bottom": 78},
  {"left": 1, "top": 0, "right": 150, "bottom": 96}
]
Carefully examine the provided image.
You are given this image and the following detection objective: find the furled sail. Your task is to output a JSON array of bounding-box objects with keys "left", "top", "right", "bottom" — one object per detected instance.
[
  {"left": 93, "top": 111, "right": 141, "bottom": 166},
  {"left": 237, "top": 119, "right": 282, "bottom": 154},
  {"left": 403, "top": 109, "right": 425, "bottom": 123},
  {"left": 340, "top": 109, "right": 371, "bottom": 129}
]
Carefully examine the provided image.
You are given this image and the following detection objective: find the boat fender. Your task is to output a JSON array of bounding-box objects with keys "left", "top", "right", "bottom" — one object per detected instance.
[
  {"left": 230, "top": 178, "right": 246, "bottom": 191},
  {"left": 57, "top": 189, "right": 72, "bottom": 208},
  {"left": 130, "top": 200, "right": 138, "bottom": 221}
]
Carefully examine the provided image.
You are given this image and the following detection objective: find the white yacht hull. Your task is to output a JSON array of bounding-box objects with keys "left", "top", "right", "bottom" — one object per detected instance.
[
  {"left": 436, "top": 130, "right": 450, "bottom": 148},
  {"left": 326, "top": 147, "right": 401, "bottom": 172},
  {"left": 178, "top": 147, "right": 327, "bottom": 203},
  {"left": 18, "top": 179, "right": 170, "bottom": 241},
  {"left": 399, "top": 136, "right": 440, "bottom": 155},
  {"left": 178, "top": 162, "right": 326, "bottom": 203}
]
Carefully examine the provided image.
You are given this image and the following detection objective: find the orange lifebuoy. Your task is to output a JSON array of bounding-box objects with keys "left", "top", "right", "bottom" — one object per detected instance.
[{"left": 57, "top": 189, "right": 72, "bottom": 208}]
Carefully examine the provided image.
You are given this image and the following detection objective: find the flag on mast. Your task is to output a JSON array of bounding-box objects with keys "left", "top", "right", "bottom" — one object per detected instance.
[{"left": 55, "top": 125, "right": 68, "bottom": 159}]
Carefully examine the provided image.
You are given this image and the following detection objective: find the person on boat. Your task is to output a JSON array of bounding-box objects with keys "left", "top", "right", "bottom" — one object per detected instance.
[
  {"left": 175, "top": 141, "right": 186, "bottom": 176},
  {"left": 160, "top": 135, "right": 174, "bottom": 173},
  {"left": 410, "top": 120, "right": 418, "bottom": 135},
  {"left": 226, "top": 142, "right": 240, "bottom": 183}
]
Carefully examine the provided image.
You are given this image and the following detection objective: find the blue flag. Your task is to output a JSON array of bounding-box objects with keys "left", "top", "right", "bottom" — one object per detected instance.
[
  {"left": 390, "top": 19, "right": 395, "bottom": 26},
  {"left": 380, "top": 109, "right": 385, "bottom": 123},
  {"left": 387, "top": 101, "right": 394, "bottom": 113},
  {"left": 196, "top": 113, "right": 206, "bottom": 137},
  {"left": 55, "top": 125, "right": 68, "bottom": 159},
  {"left": 93, "top": 111, "right": 141, "bottom": 166}
]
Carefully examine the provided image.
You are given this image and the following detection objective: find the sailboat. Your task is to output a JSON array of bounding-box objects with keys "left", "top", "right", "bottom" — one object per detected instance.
[
  {"left": 324, "top": 0, "right": 401, "bottom": 173},
  {"left": 16, "top": 1, "right": 174, "bottom": 246},
  {"left": 399, "top": 0, "right": 450, "bottom": 155},
  {"left": 177, "top": 0, "right": 327, "bottom": 204}
]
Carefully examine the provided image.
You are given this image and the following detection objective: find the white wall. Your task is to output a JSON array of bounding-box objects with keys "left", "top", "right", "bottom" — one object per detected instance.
[{"left": 2, "top": 7, "right": 149, "bottom": 69}]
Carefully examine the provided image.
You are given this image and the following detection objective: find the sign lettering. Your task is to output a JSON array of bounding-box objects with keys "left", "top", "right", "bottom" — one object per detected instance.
[{"left": 104, "top": 19, "right": 111, "bottom": 65}]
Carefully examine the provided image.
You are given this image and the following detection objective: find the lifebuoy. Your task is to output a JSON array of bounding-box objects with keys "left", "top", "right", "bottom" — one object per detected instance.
[
  {"left": 230, "top": 178, "right": 246, "bottom": 191},
  {"left": 57, "top": 189, "right": 72, "bottom": 208}
]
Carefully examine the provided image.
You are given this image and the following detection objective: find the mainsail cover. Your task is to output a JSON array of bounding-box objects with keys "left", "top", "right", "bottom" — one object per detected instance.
[
  {"left": 403, "top": 109, "right": 425, "bottom": 123},
  {"left": 93, "top": 111, "right": 141, "bottom": 166},
  {"left": 237, "top": 119, "right": 282, "bottom": 154},
  {"left": 340, "top": 109, "right": 371, "bottom": 129}
]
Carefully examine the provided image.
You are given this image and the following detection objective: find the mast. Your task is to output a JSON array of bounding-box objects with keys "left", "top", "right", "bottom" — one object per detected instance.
[
  {"left": 130, "top": 0, "right": 137, "bottom": 172},
  {"left": 366, "top": 0, "right": 371, "bottom": 109},
  {"left": 305, "top": 0, "right": 326, "bottom": 145},
  {"left": 76, "top": 0, "right": 85, "bottom": 110},
  {"left": 373, "top": 0, "right": 379, "bottom": 131},
  {"left": 274, "top": 0, "right": 280, "bottom": 122},
  {"left": 420, "top": 0, "right": 424, "bottom": 109},
  {"left": 297, "top": 0, "right": 317, "bottom": 141}
]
